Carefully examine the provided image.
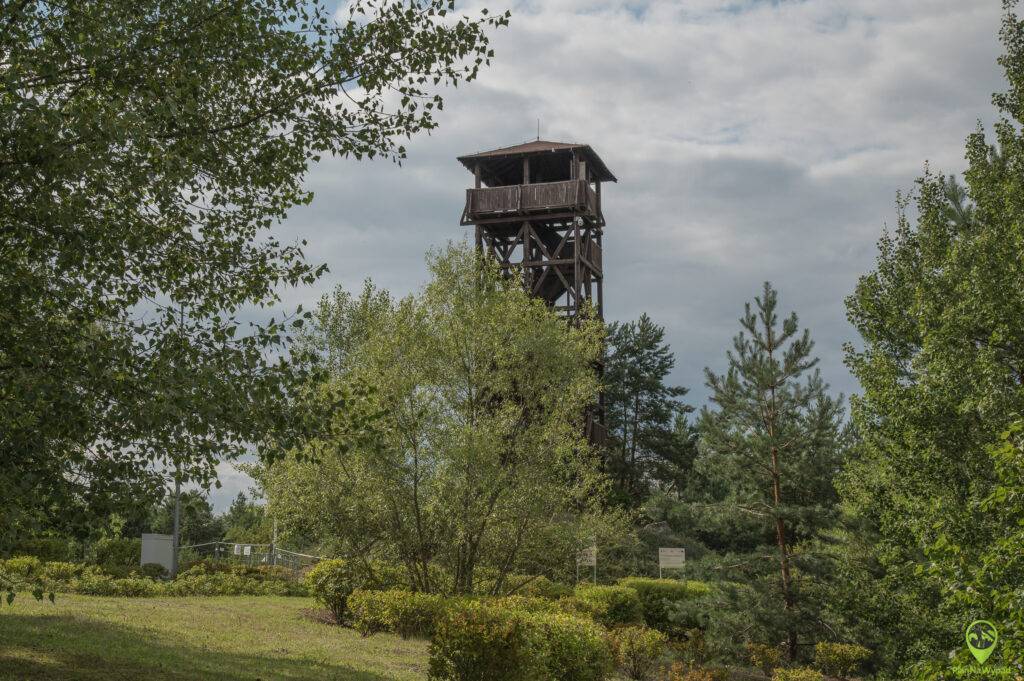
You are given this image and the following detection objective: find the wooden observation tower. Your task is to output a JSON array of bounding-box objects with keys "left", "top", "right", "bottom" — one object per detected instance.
[{"left": 458, "top": 139, "right": 616, "bottom": 443}]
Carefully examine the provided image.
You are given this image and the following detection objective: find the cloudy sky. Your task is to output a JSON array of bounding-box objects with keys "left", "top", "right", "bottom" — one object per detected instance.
[{"left": 211, "top": 0, "right": 1008, "bottom": 509}]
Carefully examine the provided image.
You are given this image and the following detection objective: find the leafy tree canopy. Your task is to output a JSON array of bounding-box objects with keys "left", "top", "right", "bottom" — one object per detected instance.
[
  {"left": 258, "top": 244, "right": 630, "bottom": 594},
  {"left": 0, "top": 0, "right": 507, "bottom": 545},
  {"left": 838, "top": 4, "right": 1024, "bottom": 674}
]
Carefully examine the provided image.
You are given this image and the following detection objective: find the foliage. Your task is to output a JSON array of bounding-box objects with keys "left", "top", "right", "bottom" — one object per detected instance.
[
  {"left": 661, "top": 665, "right": 716, "bottom": 681},
  {"left": 617, "top": 578, "right": 709, "bottom": 636},
  {"left": 504, "top": 575, "right": 574, "bottom": 600},
  {"left": 92, "top": 537, "right": 141, "bottom": 567},
  {"left": 40, "top": 561, "right": 83, "bottom": 584},
  {"left": 427, "top": 601, "right": 613, "bottom": 681},
  {"left": 747, "top": 642, "right": 782, "bottom": 676},
  {"left": 10, "top": 536, "right": 78, "bottom": 562},
  {"left": 696, "top": 283, "right": 847, "bottom": 660},
  {"left": 813, "top": 642, "right": 870, "bottom": 679},
  {"left": 150, "top": 491, "right": 224, "bottom": 546},
  {"left": 572, "top": 585, "right": 645, "bottom": 628},
  {"left": 428, "top": 602, "right": 542, "bottom": 681},
  {"left": 1, "top": 0, "right": 507, "bottom": 550},
  {"left": 348, "top": 589, "right": 448, "bottom": 638},
  {"left": 771, "top": 668, "right": 823, "bottom": 681},
  {"left": 262, "top": 245, "right": 624, "bottom": 594},
  {"left": 604, "top": 314, "right": 697, "bottom": 505},
  {"left": 140, "top": 563, "right": 169, "bottom": 580},
  {"left": 529, "top": 611, "right": 614, "bottom": 681},
  {"left": 305, "top": 559, "right": 357, "bottom": 622},
  {"left": 836, "top": 6, "right": 1024, "bottom": 675},
  {"left": 221, "top": 493, "right": 270, "bottom": 544},
  {"left": 610, "top": 625, "right": 667, "bottom": 681}
]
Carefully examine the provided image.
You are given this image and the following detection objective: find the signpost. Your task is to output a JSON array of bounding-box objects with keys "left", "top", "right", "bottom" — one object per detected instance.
[
  {"left": 576, "top": 545, "right": 597, "bottom": 584},
  {"left": 658, "top": 547, "right": 685, "bottom": 579}
]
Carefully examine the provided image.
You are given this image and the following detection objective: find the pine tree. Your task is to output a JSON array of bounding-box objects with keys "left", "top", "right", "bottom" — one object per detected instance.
[
  {"left": 604, "top": 314, "right": 696, "bottom": 506},
  {"left": 697, "top": 283, "right": 845, "bottom": 661}
]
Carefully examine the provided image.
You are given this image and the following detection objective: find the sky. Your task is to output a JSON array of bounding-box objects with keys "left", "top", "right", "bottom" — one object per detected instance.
[{"left": 209, "top": 0, "right": 1008, "bottom": 510}]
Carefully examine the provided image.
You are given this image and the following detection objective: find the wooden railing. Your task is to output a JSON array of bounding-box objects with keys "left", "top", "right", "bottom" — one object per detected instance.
[{"left": 465, "top": 180, "right": 597, "bottom": 219}]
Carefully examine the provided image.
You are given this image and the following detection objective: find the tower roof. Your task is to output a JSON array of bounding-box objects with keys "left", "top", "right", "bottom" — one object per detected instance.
[{"left": 458, "top": 140, "right": 617, "bottom": 185}]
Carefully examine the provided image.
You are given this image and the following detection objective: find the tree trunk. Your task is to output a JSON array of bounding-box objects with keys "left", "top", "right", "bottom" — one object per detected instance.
[{"left": 770, "top": 445, "right": 797, "bottom": 661}]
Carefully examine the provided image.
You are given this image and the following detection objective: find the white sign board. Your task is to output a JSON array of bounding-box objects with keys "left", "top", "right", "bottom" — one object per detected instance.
[
  {"left": 234, "top": 543, "right": 242, "bottom": 555},
  {"left": 243, "top": 545, "right": 252, "bottom": 556},
  {"left": 577, "top": 546, "right": 597, "bottom": 567},
  {"left": 140, "top": 533, "right": 174, "bottom": 574},
  {"left": 659, "top": 548, "right": 685, "bottom": 569}
]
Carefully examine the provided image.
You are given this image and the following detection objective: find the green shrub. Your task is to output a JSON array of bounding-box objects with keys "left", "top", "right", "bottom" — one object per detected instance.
[
  {"left": 663, "top": 664, "right": 718, "bottom": 681},
  {"left": 530, "top": 611, "right": 614, "bottom": 681},
  {"left": 349, "top": 589, "right": 448, "bottom": 638},
  {"left": 572, "top": 585, "right": 644, "bottom": 627},
  {"left": 98, "top": 563, "right": 135, "bottom": 578},
  {"left": 489, "top": 594, "right": 564, "bottom": 615},
  {"left": 772, "top": 668, "right": 823, "bottom": 681},
  {"left": 70, "top": 573, "right": 161, "bottom": 597},
  {"left": 609, "top": 625, "right": 666, "bottom": 681},
  {"left": 428, "top": 602, "right": 613, "bottom": 681},
  {"left": 305, "top": 559, "right": 356, "bottom": 621},
  {"left": 92, "top": 537, "right": 141, "bottom": 567},
  {"left": 168, "top": 572, "right": 305, "bottom": 597},
  {"left": 139, "top": 563, "right": 169, "bottom": 580},
  {"left": 511, "top": 575, "right": 573, "bottom": 600},
  {"left": 813, "top": 642, "right": 871, "bottom": 679},
  {"left": 13, "top": 537, "right": 77, "bottom": 562},
  {"left": 616, "top": 579, "right": 709, "bottom": 635},
  {"left": 1, "top": 556, "right": 42, "bottom": 580},
  {"left": 746, "top": 642, "right": 782, "bottom": 676},
  {"left": 429, "top": 602, "right": 541, "bottom": 681},
  {"left": 40, "top": 561, "right": 82, "bottom": 584}
]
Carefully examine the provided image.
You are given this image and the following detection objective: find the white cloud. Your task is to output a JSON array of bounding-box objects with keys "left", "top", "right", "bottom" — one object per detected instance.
[{"left": 210, "top": 0, "right": 1007, "bottom": 507}]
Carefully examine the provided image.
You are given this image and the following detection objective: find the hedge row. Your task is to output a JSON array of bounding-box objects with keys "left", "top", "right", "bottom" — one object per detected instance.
[
  {"left": 0, "top": 557, "right": 307, "bottom": 597},
  {"left": 428, "top": 601, "right": 615, "bottom": 681}
]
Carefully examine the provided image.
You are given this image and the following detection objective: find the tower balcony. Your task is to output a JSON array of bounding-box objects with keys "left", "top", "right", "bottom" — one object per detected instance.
[{"left": 461, "top": 179, "right": 598, "bottom": 224}]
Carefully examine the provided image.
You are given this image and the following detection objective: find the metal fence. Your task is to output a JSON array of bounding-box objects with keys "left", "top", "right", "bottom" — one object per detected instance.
[{"left": 176, "top": 541, "right": 321, "bottom": 577}]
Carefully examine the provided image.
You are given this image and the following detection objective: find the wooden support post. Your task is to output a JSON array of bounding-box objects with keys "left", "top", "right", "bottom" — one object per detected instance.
[
  {"left": 474, "top": 163, "right": 481, "bottom": 189},
  {"left": 523, "top": 157, "right": 530, "bottom": 185}
]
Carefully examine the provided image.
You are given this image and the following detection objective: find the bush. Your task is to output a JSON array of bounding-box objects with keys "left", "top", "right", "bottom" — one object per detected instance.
[
  {"left": 747, "top": 643, "right": 782, "bottom": 676},
  {"left": 572, "top": 585, "right": 644, "bottom": 627},
  {"left": 617, "top": 579, "right": 709, "bottom": 636},
  {"left": 511, "top": 575, "right": 574, "bottom": 600},
  {"left": 304, "top": 558, "right": 410, "bottom": 622},
  {"left": 428, "top": 601, "right": 614, "bottom": 681},
  {"left": 139, "top": 563, "right": 169, "bottom": 580},
  {"left": 168, "top": 572, "right": 305, "bottom": 597},
  {"left": 40, "top": 561, "right": 82, "bottom": 584},
  {"left": 489, "top": 594, "right": 564, "bottom": 615},
  {"left": 610, "top": 625, "right": 667, "bottom": 681},
  {"left": 662, "top": 664, "right": 716, "bottom": 681},
  {"left": 772, "top": 668, "right": 823, "bottom": 681},
  {"left": 13, "top": 537, "right": 77, "bottom": 562},
  {"left": 530, "top": 611, "right": 613, "bottom": 681},
  {"left": 813, "top": 642, "right": 871, "bottom": 679},
  {"left": 349, "top": 589, "right": 449, "bottom": 638},
  {"left": 429, "top": 602, "right": 541, "bottom": 681},
  {"left": 305, "top": 559, "right": 356, "bottom": 622},
  {"left": 1, "top": 556, "right": 42, "bottom": 580},
  {"left": 70, "top": 573, "right": 161, "bottom": 597},
  {"left": 92, "top": 537, "right": 141, "bottom": 567}
]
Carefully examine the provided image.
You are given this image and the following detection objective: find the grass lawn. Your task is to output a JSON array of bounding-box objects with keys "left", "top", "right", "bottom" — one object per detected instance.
[{"left": 0, "top": 595, "right": 429, "bottom": 680}]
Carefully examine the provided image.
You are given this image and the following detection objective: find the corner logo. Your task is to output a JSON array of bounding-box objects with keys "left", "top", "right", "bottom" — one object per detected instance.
[{"left": 965, "top": 620, "right": 998, "bottom": 664}]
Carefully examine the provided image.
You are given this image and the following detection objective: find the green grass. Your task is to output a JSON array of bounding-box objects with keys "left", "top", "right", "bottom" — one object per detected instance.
[{"left": 0, "top": 595, "right": 429, "bottom": 680}]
